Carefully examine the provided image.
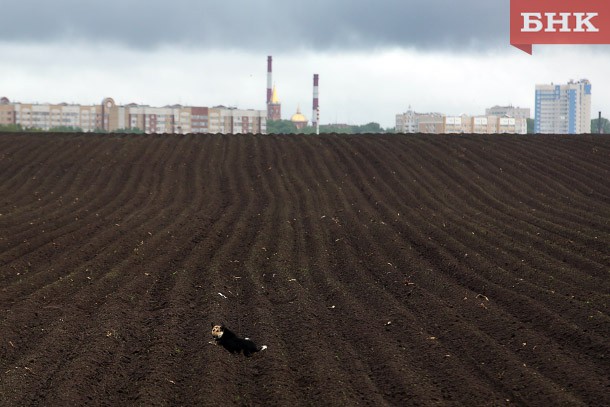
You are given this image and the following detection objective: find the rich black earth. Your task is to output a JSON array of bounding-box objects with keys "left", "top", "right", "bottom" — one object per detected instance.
[{"left": 0, "top": 133, "right": 609, "bottom": 406}]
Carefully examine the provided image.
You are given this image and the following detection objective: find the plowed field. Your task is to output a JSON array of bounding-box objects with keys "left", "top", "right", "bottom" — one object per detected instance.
[{"left": 1, "top": 133, "right": 609, "bottom": 406}]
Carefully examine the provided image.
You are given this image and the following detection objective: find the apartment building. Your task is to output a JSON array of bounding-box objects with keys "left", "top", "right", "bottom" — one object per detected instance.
[
  {"left": 396, "top": 109, "right": 444, "bottom": 133},
  {"left": 0, "top": 97, "right": 103, "bottom": 131},
  {"left": 0, "top": 97, "right": 266, "bottom": 134},
  {"left": 102, "top": 98, "right": 185, "bottom": 133},
  {"left": 396, "top": 109, "right": 526, "bottom": 134},
  {"left": 534, "top": 79, "right": 591, "bottom": 134},
  {"left": 0, "top": 97, "right": 16, "bottom": 125},
  {"left": 208, "top": 106, "right": 267, "bottom": 134},
  {"left": 444, "top": 115, "right": 526, "bottom": 134}
]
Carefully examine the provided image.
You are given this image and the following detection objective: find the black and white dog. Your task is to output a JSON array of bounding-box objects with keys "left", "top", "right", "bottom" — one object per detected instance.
[{"left": 211, "top": 324, "right": 267, "bottom": 357}]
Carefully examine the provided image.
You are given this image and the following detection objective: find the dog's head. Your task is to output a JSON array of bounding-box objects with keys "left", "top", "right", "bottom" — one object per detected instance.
[{"left": 211, "top": 324, "right": 225, "bottom": 339}]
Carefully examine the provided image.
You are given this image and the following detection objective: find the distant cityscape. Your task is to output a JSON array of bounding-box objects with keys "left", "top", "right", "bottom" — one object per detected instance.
[
  {"left": 0, "top": 55, "right": 595, "bottom": 135},
  {"left": 0, "top": 97, "right": 266, "bottom": 134},
  {"left": 396, "top": 79, "right": 592, "bottom": 135},
  {"left": 395, "top": 106, "right": 529, "bottom": 135}
]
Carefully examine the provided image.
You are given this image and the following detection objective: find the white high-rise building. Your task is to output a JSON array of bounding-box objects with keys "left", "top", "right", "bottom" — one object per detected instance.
[{"left": 535, "top": 79, "right": 591, "bottom": 134}]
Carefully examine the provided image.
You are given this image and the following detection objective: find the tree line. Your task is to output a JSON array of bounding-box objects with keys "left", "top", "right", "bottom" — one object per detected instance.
[
  {"left": 0, "top": 124, "right": 144, "bottom": 133},
  {"left": 2, "top": 119, "right": 609, "bottom": 134},
  {"left": 267, "top": 120, "right": 389, "bottom": 134}
]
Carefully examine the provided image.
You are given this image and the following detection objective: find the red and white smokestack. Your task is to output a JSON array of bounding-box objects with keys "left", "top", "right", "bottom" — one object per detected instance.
[
  {"left": 312, "top": 74, "right": 319, "bottom": 127},
  {"left": 267, "top": 56, "right": 273, "bottom": 105}
]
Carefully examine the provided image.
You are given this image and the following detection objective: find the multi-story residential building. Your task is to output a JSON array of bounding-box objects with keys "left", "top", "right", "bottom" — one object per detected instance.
[
  {"left": 418, "top": 114, "right": 446, "bottom": 133},
  {"left": 190, "top": 107, "right": 209, "bottom": 134},
  {"left": 444, "top": 115, "right": 526, "bottom": 134},
  {"left": 0, "top": 96, "right": 266, "bottom": 134},
  {"left": 444, "top": 116, "right": 468, "bottom": 133},
  {"left": 0, "top": 97, "right": 17, "bottom": 125},
  {"left": 208, "top": 106, "right": 267, "bottom": 134},
  {"left": 395, "top": 108, "right": 417, "bottom": 133},
  {"left": 534, "top": 79, "right": 591, "bottom": 134},
  {"left": 485, "top": 105, "right": 530, "bottom": 120},
  {"left": 0, "top": 98, "right": 104, "bottom": 131},
  {"left": 102, "top": 98, "right": 188, "bottom": 134},
  {"left": 396, "top": 109, "right": 444, "bottom": 133},
  {"left": 396, "top": 109, "right": 526, "bottom": 134}
]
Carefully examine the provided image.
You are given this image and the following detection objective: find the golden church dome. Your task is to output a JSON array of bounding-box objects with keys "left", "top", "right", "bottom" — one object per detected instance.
[
  {"left": 290, "top": 106, "right": 308, "bottom": 123},
  {"left": 290, "top": 105, "right": 308, "bottom": 130}
]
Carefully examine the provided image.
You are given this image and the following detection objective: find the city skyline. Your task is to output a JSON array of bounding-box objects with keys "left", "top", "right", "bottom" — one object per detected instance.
[
  {"left": 0, "top": 75, "right": 598, "bottom": 134},
  {"left": 0, "top": 96, "right": 267, "bottom": 134},
  {"left": 1, "top": 1, "right": 609, "bottom": 128}
]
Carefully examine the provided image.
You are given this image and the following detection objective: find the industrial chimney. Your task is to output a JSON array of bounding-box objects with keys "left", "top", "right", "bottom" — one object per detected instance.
[
  {"left": 312, "top": 74, "right": 319, "bottom": 133},
  {"left": 267, "top": 56, "right": 273, "bottom": 106}
]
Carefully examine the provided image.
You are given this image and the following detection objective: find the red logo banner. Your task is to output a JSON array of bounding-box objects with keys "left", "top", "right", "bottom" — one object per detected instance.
[{"left": 510, "top": 0, "right": 610, "bottom": 54}]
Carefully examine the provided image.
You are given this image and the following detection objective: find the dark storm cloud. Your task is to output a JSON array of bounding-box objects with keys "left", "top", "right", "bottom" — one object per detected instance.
[{"left": 0, "top": 0, "right": 507, "bottom": 51}]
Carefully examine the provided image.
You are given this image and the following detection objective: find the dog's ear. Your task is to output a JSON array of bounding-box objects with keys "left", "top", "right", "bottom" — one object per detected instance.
[{"left": 211, "top": 322, "right": 215, "bottom": 327}]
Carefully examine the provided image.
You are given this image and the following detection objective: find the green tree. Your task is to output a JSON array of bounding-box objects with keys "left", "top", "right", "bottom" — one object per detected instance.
[
  {"left": 527, "top": 118, "right": 535, "bottom": 134},
  {"left": 319, "top": 124, "right": 352, "bottom": 134},
  {"left": 266, "top": 120, "right": 299, "bottom": 134},
  {"left": 49, "top": 126, "right": 83, "bottom": 133},
  {"left": 354, "top": 122, "right": 384, "bottom": 133},
  {"left": 591, "top": 117, "right": 610, "bottom": 134},
  {"left": 112, "top": 128, "right": 144, "bottom": 134},
  {"left": 267, "top": 120, "right": 388, "bottom": 135},
  {"left": 0, "top": 124, "right": 24, "bottom": 132}
]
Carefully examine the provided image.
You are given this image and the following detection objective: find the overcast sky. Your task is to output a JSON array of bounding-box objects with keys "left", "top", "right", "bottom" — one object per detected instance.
[{"left": 1, "top": 0, "right": 609, "bottom": 128}]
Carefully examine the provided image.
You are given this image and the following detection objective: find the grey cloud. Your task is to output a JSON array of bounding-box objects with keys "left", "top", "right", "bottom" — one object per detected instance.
[{"left": 0, "top": 0, "right": 507, "bottom": 51}]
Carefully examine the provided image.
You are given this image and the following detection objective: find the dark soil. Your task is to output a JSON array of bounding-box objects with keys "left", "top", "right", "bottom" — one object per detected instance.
[{"left": 0, "top": 133, "right": 608, "bottom": 406}]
